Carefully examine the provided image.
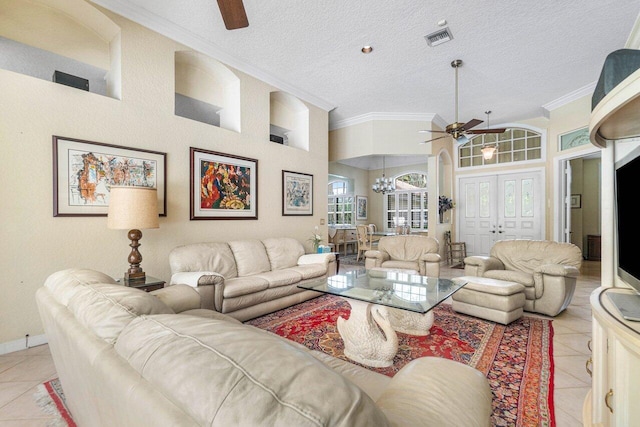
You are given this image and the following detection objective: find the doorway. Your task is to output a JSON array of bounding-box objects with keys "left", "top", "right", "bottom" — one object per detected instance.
[
  {"left": 457, "top": 168, "right": 545, "bottom": 256},
  {"left": 555, "top": 148, "right": 601, "bottom": 257}
]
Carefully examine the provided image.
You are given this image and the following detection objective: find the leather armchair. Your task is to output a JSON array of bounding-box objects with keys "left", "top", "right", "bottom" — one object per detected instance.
[
  {"left": 464, "top": 239, "right": 583, "bottom": 316},
  {"left": 364, "top": 235, "right": 441, "bottom": 277}
]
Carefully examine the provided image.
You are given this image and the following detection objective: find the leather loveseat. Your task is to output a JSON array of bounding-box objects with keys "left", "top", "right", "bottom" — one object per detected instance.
[
  {"left": 463, "top": 239, "right": 583, "bottom": 316},
  {"left": 36, "top": 268, "right": 493, "bottom": 427},
  {"left": 169, "top": 237, "right": 336, "bottom": 321},
  {"left": 364, "top": 235, "right": 441, "bottom": 277}
]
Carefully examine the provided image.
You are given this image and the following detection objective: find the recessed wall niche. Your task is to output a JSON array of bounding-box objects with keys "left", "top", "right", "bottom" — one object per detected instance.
[
  {"left": 270, "top": 91, "right": 309, "bottom": 151},
  {"left": 174, "top": 51, "right": 241, "bottom": 132},
  {"left": 0, "top": 0, "right": 121, "bottom": 99}
]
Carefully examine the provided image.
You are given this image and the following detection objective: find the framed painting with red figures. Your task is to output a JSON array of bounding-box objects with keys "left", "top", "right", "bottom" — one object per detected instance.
[{"left": 190, "top": 147, "right": 258, "bottom": 220}]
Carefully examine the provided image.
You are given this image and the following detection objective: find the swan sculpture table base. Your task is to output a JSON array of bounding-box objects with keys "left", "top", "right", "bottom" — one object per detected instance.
[{"left": 337, "top": 298, "right": 435, "bottom": 367}]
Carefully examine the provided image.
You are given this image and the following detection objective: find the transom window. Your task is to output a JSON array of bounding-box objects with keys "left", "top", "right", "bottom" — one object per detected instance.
[
  {"left": 328, "top": 180, "right": 353, "bottom": 225},
  {"left": 458, "top": 128, "right": 542, "bottom": 168},
  {"left": 385, "top": 173, "right": 428, "bottom": 231}
]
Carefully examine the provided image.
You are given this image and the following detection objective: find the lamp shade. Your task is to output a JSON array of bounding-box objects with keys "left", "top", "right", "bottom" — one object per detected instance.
[{"left": 107, "top": 186, "right": 159, "bottom": 230}]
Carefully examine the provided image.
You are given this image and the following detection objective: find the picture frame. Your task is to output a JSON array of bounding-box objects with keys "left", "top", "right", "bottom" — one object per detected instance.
[
  {"left": 282, "top": 170, "right": 313, "bottom": 216},
  {"left": 571, "top": 194, "right": 582, "bottom": 209},
  {"left": 559, "top": 127, "right": 590, "bottom": 151},
  {"left": 190, "top": 147, "right": 258, "bottom": 220},
  {"left": 53, "top": 136, "right": 167, "bottom": 217},
  {"left": 356, "top": 195, "right": 368, "bottom": 220}
]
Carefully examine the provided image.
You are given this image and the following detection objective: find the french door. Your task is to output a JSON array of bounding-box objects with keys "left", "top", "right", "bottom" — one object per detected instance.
[{"left": 457, "top": 170, "right": 544, "bottom": 256}]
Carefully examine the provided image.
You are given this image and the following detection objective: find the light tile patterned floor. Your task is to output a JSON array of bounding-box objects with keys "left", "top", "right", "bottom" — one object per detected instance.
[{"left": 0, "top": 261, "right": 600, "bottom": 426}]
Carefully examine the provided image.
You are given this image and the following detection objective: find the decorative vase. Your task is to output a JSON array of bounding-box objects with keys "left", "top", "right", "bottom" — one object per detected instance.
[{"left": 439, "top": 211, "right": 444, "bottom": 223}]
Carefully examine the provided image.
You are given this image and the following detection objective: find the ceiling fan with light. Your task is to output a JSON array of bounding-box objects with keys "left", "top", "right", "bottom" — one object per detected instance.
[
  {"left": 216, "top": 0, "right": 249, "bottom": 30},
  {"left": 420, "top": 59, "right": 506, "bottom": 145}
]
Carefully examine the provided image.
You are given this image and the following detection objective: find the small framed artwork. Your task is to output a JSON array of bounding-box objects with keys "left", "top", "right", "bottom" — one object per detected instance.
[
  {"left": 53, "top": 136, "right": 167, "bottom": 217},
  {"left": 356, "top": 195, "right": 368, "bottom": 220},
  {"left": 282, "top": 170, "right": 313, "bottom": 216},
  {"left": 570, "top": 194, "right": 582, "bottom": 209},
  {"left": 559, "top": 127, "right": 590, "bottom": 151},
  {"left": 190, "top": 147, "right": 258, "bottom": 220}
]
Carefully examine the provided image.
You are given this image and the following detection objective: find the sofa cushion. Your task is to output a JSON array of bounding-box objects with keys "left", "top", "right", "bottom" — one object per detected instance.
[
  {"left": 44, "top": 268, "right": 117, "bottom": 306},
  {"left": 254, "top": 269, "right": 303, "bottom": 288},
  {"left": 67, "top": 283, "right": 174, "bottom": 344},
  {"left": 262, "top": 237, "right": 305, "bottom": 270},
  {"left": 381, "top": 260, "right": 419, "bottom": 272},
  {"left": 223, "top": 276, "right": 269, "bottom": 298},
  {"left": 115, "top": 315, "right": 389, "bottom": 427},
  {"left": 169, "top": 242, "right": 238, "bottom": 279},
  {"left": 289, "top": 263, "right": 328, "bottom": 280},
  {"left": 484, "top": 269, "right": 534, "bottom": 287},
  {"left": 228, "top": 239, "right": 272, "bottom": 277}
]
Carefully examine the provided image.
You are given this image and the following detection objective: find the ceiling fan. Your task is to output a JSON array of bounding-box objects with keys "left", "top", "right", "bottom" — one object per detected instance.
[
  {"left": 420, "top": 59, "right": 506, "bottom": 145},
  {"left": 217, "top": 0, "right": 249, "bottom": 30}
]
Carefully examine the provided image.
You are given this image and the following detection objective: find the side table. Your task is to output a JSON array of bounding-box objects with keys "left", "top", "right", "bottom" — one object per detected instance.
[{"left": 118, "top": 276, "right": 166, "bottom": 293}]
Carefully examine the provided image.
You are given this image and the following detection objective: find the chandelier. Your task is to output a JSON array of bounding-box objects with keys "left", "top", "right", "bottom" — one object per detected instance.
[{"left": 372, "top": 156, "right": 396, "bottom": 194}]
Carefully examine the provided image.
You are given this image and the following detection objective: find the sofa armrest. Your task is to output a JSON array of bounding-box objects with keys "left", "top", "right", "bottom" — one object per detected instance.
[
  {"left": 364, "top": 250, "right": 389, "bottom": 269},
  {"left": 150, "top": 284, "right": 202, "bottom": 313},
  {"left": 298, "top": 253, "right": 335, "bottom": 265},
  {"left": 536, "top": 263, "right": 580, "bottom": 278},
  {"left": 418, "top": 253, "right": 441, "bottom": 276},
  {"left": 376, "top": 357, "right": 492, "bottom": 427},
  {"left": 298, "top": 253, "right": 337, "bottom": 276},
  {"left": 169, "top": 272, "right": 224, "bottom": 311},
  {"left": 463, "top": 256, "right": 504, "bottom": 276}
]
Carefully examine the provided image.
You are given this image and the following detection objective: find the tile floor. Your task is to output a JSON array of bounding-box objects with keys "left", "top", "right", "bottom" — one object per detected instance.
[{"left": 0, "top": 261, "right": 601, "bottom": 426}]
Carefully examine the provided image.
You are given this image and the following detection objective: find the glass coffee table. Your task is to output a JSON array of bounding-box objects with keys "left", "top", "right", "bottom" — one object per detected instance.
[{"left": 299, "top": 269, "right": 467, "bottom": 367}]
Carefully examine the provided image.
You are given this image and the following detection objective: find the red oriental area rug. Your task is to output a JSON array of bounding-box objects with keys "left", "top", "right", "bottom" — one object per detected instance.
[{"left": 247, "top": 294, "right": 555, "bottom": 427}]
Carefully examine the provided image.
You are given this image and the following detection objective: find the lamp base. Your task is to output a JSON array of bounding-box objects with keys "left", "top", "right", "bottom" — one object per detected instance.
[{"left": 124, "top": 270, "right": 146, "bottom": 284}]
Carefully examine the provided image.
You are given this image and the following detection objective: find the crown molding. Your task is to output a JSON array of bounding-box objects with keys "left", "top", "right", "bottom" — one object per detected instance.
[
  {"left": 330, "top": 112, "right": 448, "bottom": 131},
  {"left": 541, "top": 81, "right": 597, "bottom": 115},
  {"left": 89, "top": 0, "right": 335, "bottom": 111}
]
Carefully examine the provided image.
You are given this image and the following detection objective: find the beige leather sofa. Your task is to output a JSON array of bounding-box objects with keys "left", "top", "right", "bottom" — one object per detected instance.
[
  {"left": 364, "top": 235, "right": 441, "bottom": 277},
  {"left": 464, "top": 239, "right": 583, "bottom": 316},
  {"left": 36, "top": 268, "right": 493, "bottom": 427},
  {"left": 169, "top": 237, "right": 336, "bottom": 321}
]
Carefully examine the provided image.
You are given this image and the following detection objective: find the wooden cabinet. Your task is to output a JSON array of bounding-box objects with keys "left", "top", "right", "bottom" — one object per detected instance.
[
  {"left": 587, "top": 287, "right": 640, "bottom": 426},
  {"left": 588, "top": 235, "right": 602, "bottom": 261}
]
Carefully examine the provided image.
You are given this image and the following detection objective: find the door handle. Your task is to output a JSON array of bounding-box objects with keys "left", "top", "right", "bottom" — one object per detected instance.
[
  {"left": 605, "top": 389, "right": 614, "bottom": 413},
  {"left": 498, "top": 225, "right": 504, "bottom": 233}
]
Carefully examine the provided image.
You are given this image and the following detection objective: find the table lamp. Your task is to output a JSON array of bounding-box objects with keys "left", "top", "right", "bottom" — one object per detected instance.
[{"left": 107, "top": 186, "right": 159, "bottom": 284}]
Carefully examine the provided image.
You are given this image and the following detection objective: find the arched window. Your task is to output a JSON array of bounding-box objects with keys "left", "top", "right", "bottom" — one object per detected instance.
[
  {"left": 458, "top": 128, "right": 543, "bottom": 167},
  {"left": 328, "top": 180, "right": 353, "bottom": 225},
  {"left": 385, "top": 172, "right": 428, "bottom": 231}
]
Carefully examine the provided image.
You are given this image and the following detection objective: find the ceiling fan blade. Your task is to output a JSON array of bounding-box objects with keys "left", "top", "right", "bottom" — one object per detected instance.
[
  {"left": 418, "top": 129, "right": 447, "bottom": 134},
  {"left": 217, "top": 0, "right": 249, "bottom": 30},
  {"left": 419, "top": 135, "right": 450, "bottom": 144},
  {"left": 460, "top": 119, "right": 483, "bottom": 131},
  {"left": 466, "top": 128, "right": 507, "bottom": 134}
]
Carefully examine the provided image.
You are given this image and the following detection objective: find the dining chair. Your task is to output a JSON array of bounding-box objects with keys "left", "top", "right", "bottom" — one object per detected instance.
[{"left": 356, "top": 225, "right": 377, "bottom": 261}]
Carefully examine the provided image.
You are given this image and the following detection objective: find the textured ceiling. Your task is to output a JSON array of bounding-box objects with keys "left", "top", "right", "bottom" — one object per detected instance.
[{"left": 93, "top": 0, "right": 638, "bottom": 131}]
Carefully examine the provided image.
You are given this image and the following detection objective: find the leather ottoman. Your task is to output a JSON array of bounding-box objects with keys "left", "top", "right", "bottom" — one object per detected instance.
[{"left": 452, "top": 276, "right": 526, "bottom": 325}]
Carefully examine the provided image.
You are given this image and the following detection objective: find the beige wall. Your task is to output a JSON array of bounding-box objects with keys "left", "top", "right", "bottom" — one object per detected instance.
[{"left": 0, "top": 4, "right": 329, "bottom": 349}]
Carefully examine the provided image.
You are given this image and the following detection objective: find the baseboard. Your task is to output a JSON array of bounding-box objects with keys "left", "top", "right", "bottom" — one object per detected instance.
[{"left": 0, "top": 333, "right": 48, "bottom": 355}]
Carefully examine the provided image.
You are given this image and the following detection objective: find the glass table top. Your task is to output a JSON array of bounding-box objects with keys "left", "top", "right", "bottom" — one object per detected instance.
[{"left": 299, "top": 269, "right": 467, "bottom": 314}]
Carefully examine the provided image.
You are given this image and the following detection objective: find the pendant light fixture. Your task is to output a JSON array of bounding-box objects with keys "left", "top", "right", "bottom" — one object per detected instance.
[
  {"left": 480, "top": 111, "right": 498, "bottom": 160},
  {"left": 372, "top": 156, "right": 395, "bottom": 194}
]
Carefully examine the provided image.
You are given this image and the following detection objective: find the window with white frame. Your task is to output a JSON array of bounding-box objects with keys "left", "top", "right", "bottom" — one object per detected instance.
[
  {"left": 458, "top": 128, "right": 542, "bottom": 168},
  {"left": 384, "top": 173, "right": 428, "bottom": 231},
  {"left": 328, "top": 180, "right": 354, "bottom": 226}
]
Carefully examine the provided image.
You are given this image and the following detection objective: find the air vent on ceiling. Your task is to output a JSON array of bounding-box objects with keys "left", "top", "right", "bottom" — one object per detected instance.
[{"left": 424, "top": 27, "right": 453, "bottom": 47}]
